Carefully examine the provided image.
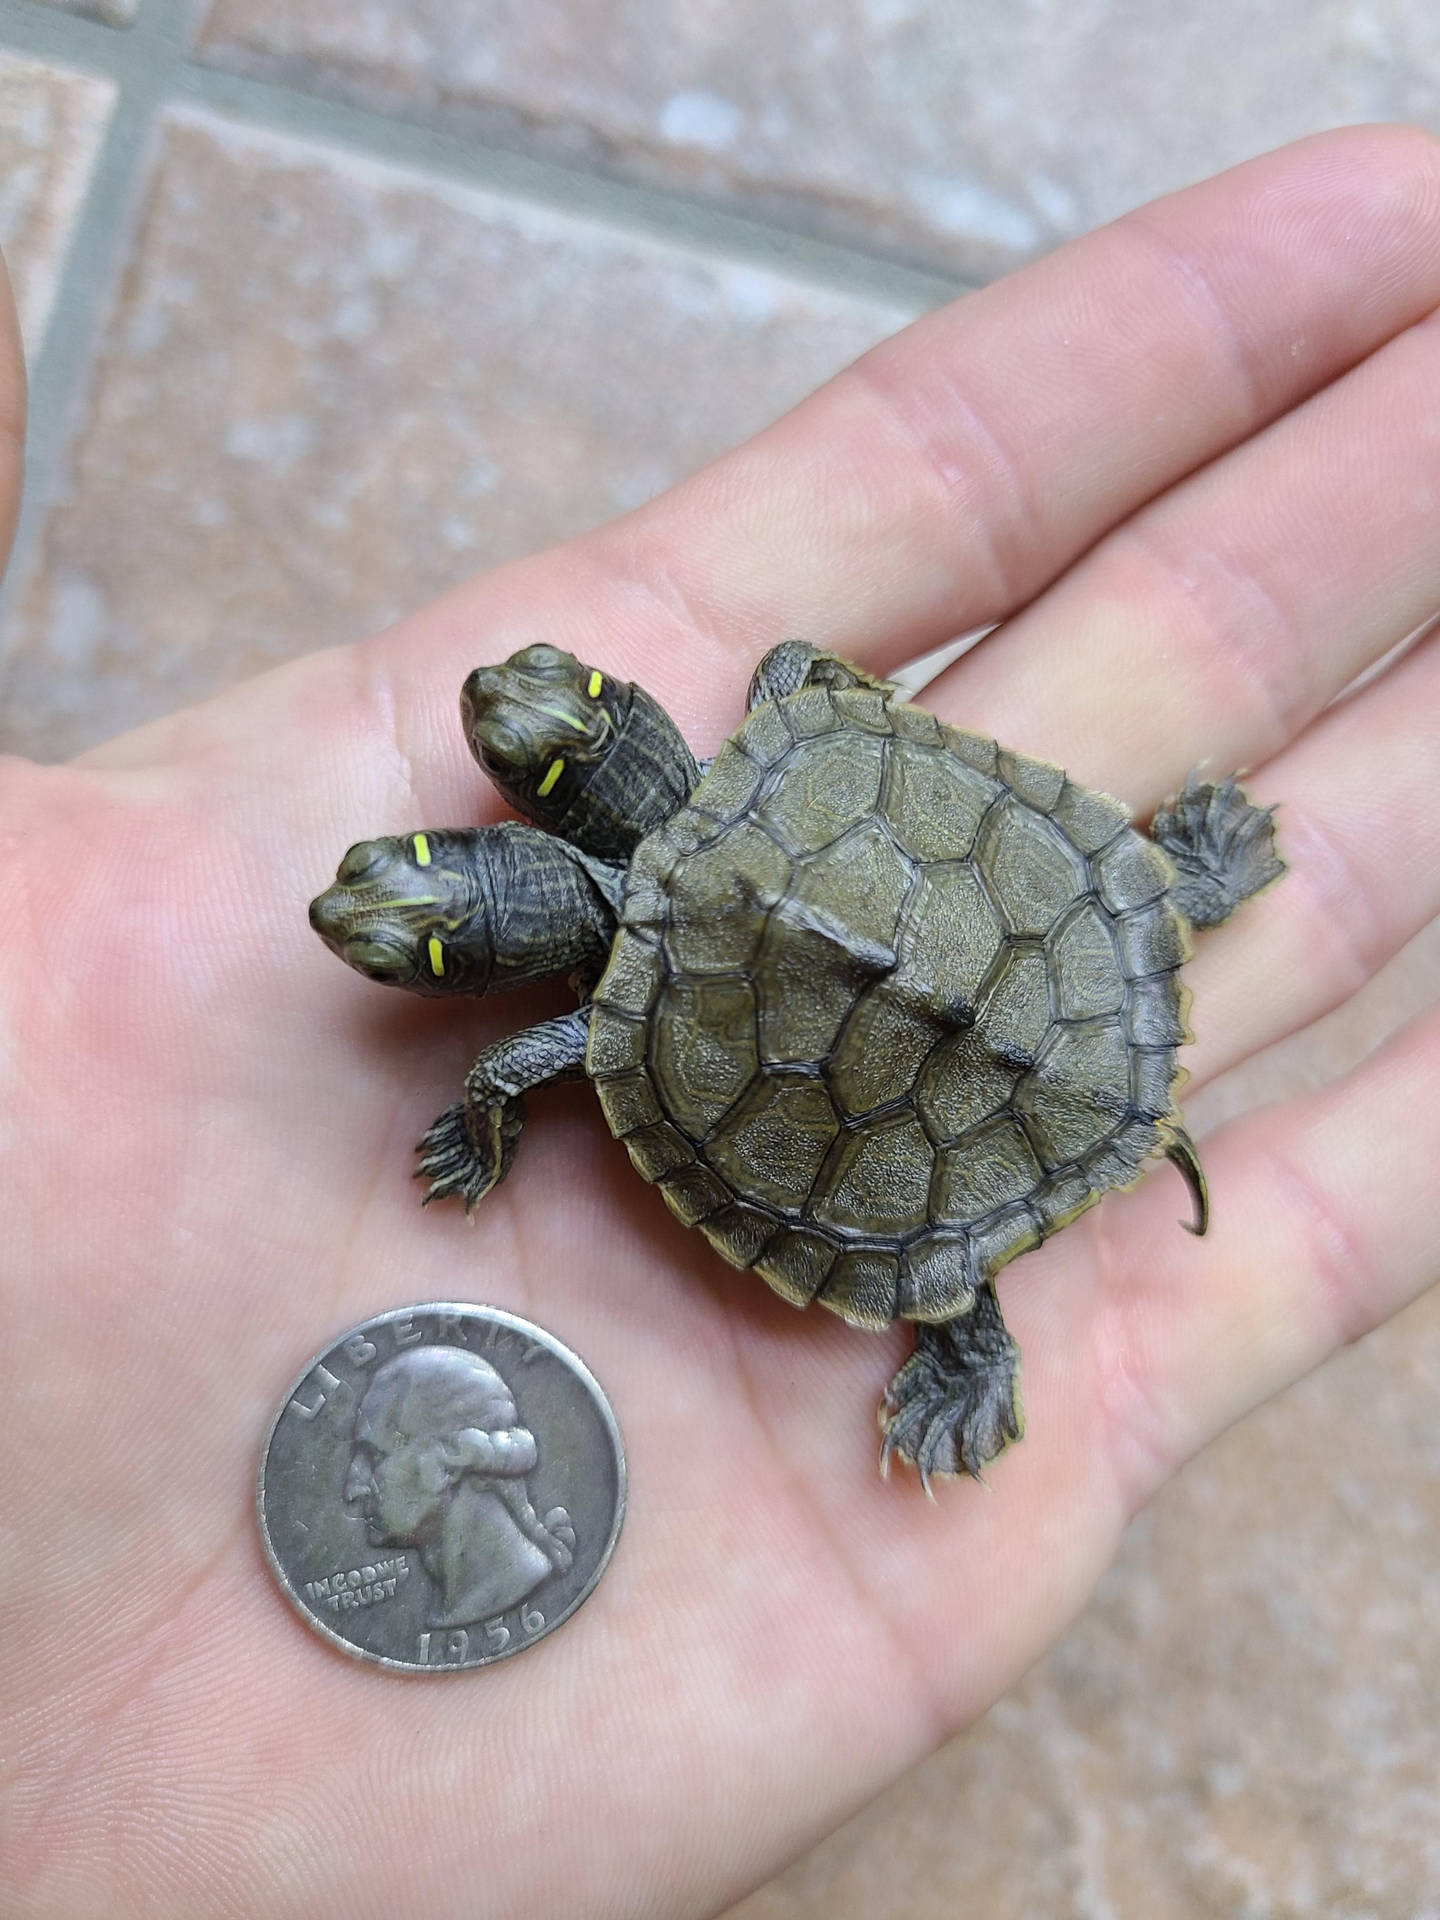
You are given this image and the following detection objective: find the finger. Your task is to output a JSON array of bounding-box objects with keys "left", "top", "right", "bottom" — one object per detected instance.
[
  {"left": 84, "top": 127, "right": 1440, "bottom": 796},
  {"left": 1179, "top": 620, "right": 1440, "bottom": 1090},
  {"left": 0, "top": 246, "right": 24, "bottom": 583},
  {"left": 925, "top": 296, "right": 1440, "bottom": 806},
  {"left": 346, "top": 127, "right": 1440, "bottom": 728},
  {"left": 1095, "top": 1003, "right": 1440, "bottom": 1513},
  {"left": 596, "top": 126, "right": 1440, "bottom": 698}
]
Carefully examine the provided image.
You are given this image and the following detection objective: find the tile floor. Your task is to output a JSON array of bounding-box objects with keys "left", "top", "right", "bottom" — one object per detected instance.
[{"left": 2, "top": 1, "right": 1438, "bottom": 1913}]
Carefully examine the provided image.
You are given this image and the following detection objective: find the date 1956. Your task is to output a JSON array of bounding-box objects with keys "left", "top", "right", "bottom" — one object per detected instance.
[{"left": 417, "top": 1604, "right": 548, "bottom": 1667}]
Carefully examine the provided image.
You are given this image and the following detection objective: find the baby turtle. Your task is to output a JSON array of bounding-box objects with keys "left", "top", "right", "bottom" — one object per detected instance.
[{"left": 310, "top": 641, "right": 1283, "bottom": 1485}]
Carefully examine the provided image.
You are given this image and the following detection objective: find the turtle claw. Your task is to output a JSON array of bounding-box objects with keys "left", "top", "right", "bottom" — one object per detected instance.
[
  {"left": 880, "top": 1429, "right": 937, "bottom": 1499},
  {"left": 415, "top": 1098, "right": 521, "bottom": 1212}
]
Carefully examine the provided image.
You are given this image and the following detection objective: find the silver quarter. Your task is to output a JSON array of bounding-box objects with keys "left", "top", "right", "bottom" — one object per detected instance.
[{"left": 257, "top": 1303, "right": 626, "bottom": 1671}]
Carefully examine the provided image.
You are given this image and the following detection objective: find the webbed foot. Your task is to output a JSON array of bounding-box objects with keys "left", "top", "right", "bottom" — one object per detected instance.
[
  {"left": 416, "top": 1011, "right": 591, "bottom": 1211},
  {"left": 416, "top": 1096, "right": 523, "bottom": 1212},
  {"left": 879, "top": 1286, "right": 1022, "bottom": 1491},
  {"left": 1151, "top": 773, "right": 1285, "bottom": 930}
]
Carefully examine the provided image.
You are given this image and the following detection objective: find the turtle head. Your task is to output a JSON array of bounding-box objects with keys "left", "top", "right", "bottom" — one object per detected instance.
[
  {"left": 460, "top": 644, "right": 623, "bottom": 830},
  {"left": 308, "top": 831, "right": 496, "bottom": 998}
]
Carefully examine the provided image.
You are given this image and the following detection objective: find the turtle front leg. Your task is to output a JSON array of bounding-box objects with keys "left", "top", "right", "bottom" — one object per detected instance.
[
  {"left": 747, "top": 640, "right": 895, "bottom": 710},
  {"left": 879, "top": 1283, "right": 1023, "bottom": 1492},
  {"left": 418, "top": 1006, "right": 591, "bottom": 1212}
]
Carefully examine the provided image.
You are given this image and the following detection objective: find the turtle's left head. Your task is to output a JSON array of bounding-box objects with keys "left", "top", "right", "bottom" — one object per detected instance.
[
  {"left": 308, "top": 831, "right": 497, "bottom": 998},
  {"left": 461, "top": 644, "right": 622, "bottom": 830}
]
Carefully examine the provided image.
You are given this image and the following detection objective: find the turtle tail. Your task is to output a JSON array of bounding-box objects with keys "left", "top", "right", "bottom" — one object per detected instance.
[
  {"left": 1151, "top": 773, "right": 1285, "bottom": 931},
  {"left": 1162, "top": 1123, "right": 1209, "bottom": 1236}
]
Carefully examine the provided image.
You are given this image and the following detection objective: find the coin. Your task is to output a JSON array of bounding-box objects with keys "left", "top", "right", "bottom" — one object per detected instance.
[{"left": 257, "top": 1303, "right": 626, "bottom": 1671}]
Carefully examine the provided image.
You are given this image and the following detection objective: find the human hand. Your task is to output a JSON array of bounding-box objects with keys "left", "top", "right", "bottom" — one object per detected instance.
[{"left": 4, "top": 126, "right": 1439, "bottom": 1918}]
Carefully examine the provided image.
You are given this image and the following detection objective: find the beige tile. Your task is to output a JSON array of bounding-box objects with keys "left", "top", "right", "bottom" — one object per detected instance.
[
  {"left": 733, "top": 923, "right": 1440, "bottom": 1916},
  {"left": 195, "top": 0, "right": 1440, "bottom": 280},
  {"left": 0, "top": 108, "right": 911, "bottom": 760},
  {"left": 0, "top": 50, "right": 115, "bottom": 356}
]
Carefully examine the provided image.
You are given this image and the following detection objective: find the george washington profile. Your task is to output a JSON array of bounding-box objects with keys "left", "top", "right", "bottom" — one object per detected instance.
[{"left": 343, "top": 1345, "right": 575, "bottom": 1627}]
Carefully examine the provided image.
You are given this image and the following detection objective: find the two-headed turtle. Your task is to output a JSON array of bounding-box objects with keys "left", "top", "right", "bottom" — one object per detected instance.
[{"left": 310, "top": 641, "right": 1282, "bottom": 1485}]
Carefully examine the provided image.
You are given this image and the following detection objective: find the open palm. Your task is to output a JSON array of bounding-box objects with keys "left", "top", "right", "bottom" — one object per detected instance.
[{"left": 5, "top": 127, "right": 1440, "bottom": 1919}]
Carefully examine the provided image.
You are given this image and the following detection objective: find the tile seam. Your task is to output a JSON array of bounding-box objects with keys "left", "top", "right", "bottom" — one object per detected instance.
[
  {"left": 0, "top": 0, "right": 966, "bottom": 305},
  {"left": 154, "top": 94, "right": 931, "bottom": 308},
  {"left": 0, "top": 0, "right": 199, "bottom": 653},
  {"left": 163, "top": 60, "right": 966, "bottom": 307},
  {"left": 0, "top": 0, "right": 966, "bottom": 691}
]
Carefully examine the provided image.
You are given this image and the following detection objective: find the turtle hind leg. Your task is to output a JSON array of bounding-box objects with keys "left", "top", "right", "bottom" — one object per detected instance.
[
  {"left": 880, "top": 1283, "right": 1023, "bottom": 1492},
  {"left": 1152, "top": 773, "right": 1285, "bottom": 930},
  {"left": 416, "top": 1007, "right": 590, "bottom": 1213},
  {"left": 747, "top": 641, "right": 894, "bottom": 710}
]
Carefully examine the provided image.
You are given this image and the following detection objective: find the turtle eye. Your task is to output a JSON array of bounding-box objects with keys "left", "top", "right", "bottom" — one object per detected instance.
[
  {"left": 339, "top": 840, "right": 389, "bottom": 883},
  {"left": 473, "top": 719, "right": 524, "bottom": 771},
  {"left": 511, "top": 644, "right": 567, "bottom": 674},
  {"left": 345, "top": 936, "right": 411, "bottom": 979}
]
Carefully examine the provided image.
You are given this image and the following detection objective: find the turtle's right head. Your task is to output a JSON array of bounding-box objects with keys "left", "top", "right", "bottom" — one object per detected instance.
[
  {"left": 308, "top": 831, "right": 495, "bottom": 998},
  {"left": 460, "top": 644, "right": 625, "bottom": 832}
]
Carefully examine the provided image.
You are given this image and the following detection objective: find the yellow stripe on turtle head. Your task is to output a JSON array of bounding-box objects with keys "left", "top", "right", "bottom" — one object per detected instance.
[
  {"left": 587, "top": 670, "right": 603, "bottom": 698},
  {"left": 537, "top": 757, "right": 565, "bottom": 797},
  {"left": 427, "top": 935, "right": 445, "bottom": 976},
  {"left": 412, "top": 833, "right": 431, "bottom": 866}
]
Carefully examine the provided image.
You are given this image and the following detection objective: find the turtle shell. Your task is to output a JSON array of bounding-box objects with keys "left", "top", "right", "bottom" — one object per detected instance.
[{"left": 587, "top": 683, "right": 1192, "bottom": 1331}]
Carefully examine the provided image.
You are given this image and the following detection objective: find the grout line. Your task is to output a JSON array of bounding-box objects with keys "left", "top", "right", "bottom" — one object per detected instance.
[
  {"left": 0, "top": 0, "right": 969, "bottom": 654},
  {"left": 169, "top": 62, "right": 967, "bottom": 310},
  {"left": 0, "top": 0, "right": 136, "bottom": 67},
  {"left": 0, "top": 0, "right": 200, "bottom": 639},
  {"left": 0, "top": 0, "right": 966, "bottom": 309}
]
